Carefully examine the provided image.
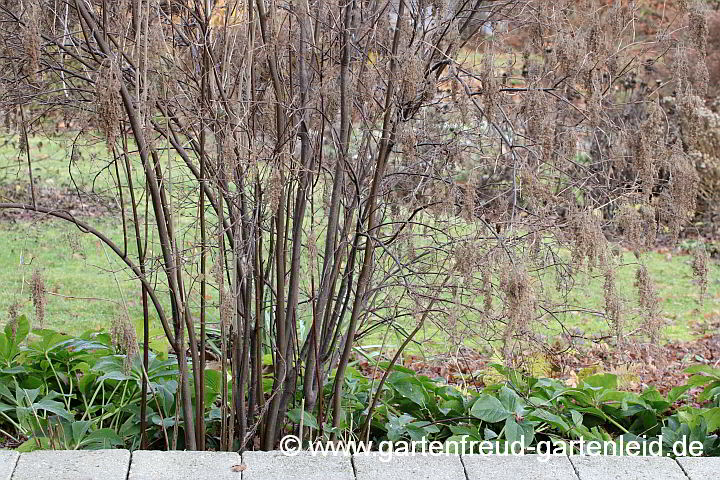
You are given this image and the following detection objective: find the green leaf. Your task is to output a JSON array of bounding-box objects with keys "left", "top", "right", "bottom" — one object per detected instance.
[
  {"left": 439, "top": 398, "right": 464, "bottom": 416},
  {"left": 388, "top": 372, "right": 426, "bottom": 406},
  {"left": 97, "top": 371, "right": 132, "bottom": 382},
  {"left": 571, "top": 410, "right": 583, "bottom": 427},
  {"left": 385, "top": 413, "right": 414, "bottom": 442},
  {"left": 499, "top": 386, "right": 526, "bottom": 415},
  {"left": 16, "top": 437, "right": 51, "bottom": 452},
  {"left": 202, "top": 369, "right": 222, "bottom": 406},
  {"left": 699, "top": 381, "right": 720, "bottom": 402},
  {"left": 702, "top": 407, "right": 720, "bottom": 433},
  {"left": 5, "top": 315, "right": 30, "bottom": 345},
  {"left": 470, "top": 394, "right": 511, "bottom": 423},
  {"left": 685, "top": 365, "right": 720, "bottom": 379},
  {"left": 449, "top": 425, "right": 480, "bottom": 438},
  {"left": 33, "top": 398, "right": 74, "bottom": 421},
  {"left": 70, "top": 420, "right": 92, "bottom": 443},
  {"left": 686, "top": 375, "right": 714, "bottom": 387},
  {"left": 668, "top": 384, "right": 694, "bottom": 403},
  {"left": 0, "top": 366, "right": 26, "bottom": 375},
  {"left": 583, "top": 373, "right": 618, "bottom": 390},
  {"left": 17, "top": 387, "right": 41, "bottom": 406},
  {"left": 287, "top": 407, "right": 319, "bottom": 430},
  {"left": 405, "top": 423, "right": 429, "bottom": 441},
  {"left": 377, "top": 362, "right": 415, "bottom": 374},
  {"left": 528, "top": 408, "right": 570, "bottom": 432},
  {"left": 0, "top": 334, "right": 8, "bottom": 360},
  {"left": 150, "top": 414, "right": 177, "bottom": 428},
  {"left": 0, "top": 383, "right": 13, "bottom": 403},
  {"left": 445, "top": 436, "right": 476, "bottom": 453},
  {"left": 504, "top": 417, "right": 523, "bottom": 445},
  {"left": 80, "top": 428, "right": 124, "bottom": 449}
]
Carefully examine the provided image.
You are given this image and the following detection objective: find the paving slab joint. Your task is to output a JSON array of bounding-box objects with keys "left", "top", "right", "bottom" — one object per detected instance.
[
  {"left": 568, "top": 454, "right": 581, "bottom": 480},
  {"left": 457, "top": 453, "right": 470, "bottom": 480},
  {"left": 0, "top": 451, "right": 19, "bottom": 480},
  {"left": 350, "top": 452, "right": 357, "bottom": 480},
  {"left": 674, "top": 458, "right": 692, "bottom": 480}
]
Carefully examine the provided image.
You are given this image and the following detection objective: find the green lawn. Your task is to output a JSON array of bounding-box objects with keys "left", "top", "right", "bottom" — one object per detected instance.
[
  {"left": 550, "top": 249, "right": 720, "bottom": 340},
  {"left": 1, "top": 135, "right": 718, "bottom": 351},
  {"left": 0, "top": 219, "right": 143, "bottom": 333}
]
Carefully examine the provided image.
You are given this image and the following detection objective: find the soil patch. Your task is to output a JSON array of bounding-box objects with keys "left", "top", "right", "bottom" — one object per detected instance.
[
  {"left": 0, "top": 182, "right": 115, "bottom": 221},
  {"left": 354, "top": 328, "right": 720, "bottom": 398}
]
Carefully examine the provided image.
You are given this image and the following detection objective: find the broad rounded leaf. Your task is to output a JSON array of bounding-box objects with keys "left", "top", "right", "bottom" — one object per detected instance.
[
  {"left": 5, "top": 315, "right": 30, "bottom": 345},
  {"left": 388, "top": 372, "right": 426, "bottom": 406},
  {"left": 287, "top": 407, "right": 319, "bottom": 430},
  {"left": 470, "top": 394, "right": 511, "bottom": 423},
  {"left": 702, "top": 407, "right": 720, "bottom": 433},
  {"left": 528, "top": 408, "right": 570, "bottom": 432}
]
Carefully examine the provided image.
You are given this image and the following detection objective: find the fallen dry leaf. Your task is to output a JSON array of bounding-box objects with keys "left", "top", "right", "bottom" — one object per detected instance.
[{"left": 231, "top": 464, "right": 247, "bottom": 472}]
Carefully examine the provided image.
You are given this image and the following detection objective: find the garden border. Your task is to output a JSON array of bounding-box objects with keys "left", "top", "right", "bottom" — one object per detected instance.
[{"left": 1, "top": 449, "right": 719, "bottom": 480}]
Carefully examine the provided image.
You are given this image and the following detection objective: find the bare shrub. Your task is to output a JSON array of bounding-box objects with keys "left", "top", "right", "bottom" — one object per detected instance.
[{"left": 0, "top": 0, "right": 707, "bottom": 450}]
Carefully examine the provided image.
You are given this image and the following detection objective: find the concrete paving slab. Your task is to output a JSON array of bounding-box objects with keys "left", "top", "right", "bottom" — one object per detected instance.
[
  {"left": 462, "top": 454, "right": 579, "bottom": 480},
  {"left": 676, "top": 456, "right": 720, "bottom": 480},
  {"left": 129, "top": 450, "right": 242, "bottom": 480},
  {"left": 569, "top": 455, "right": 687, "bottom": 480},
  {"left": 243, "top": 451, "right": 354, "bottom": 480},
  {"left": 12, "top": 449, "right": 129, "bottom": 480},
  {"left": 353, "top": 452, "right": 465, "bottom": 480},
  {"left": 0, "top": 451, "right": 18, "bottom": 480}
]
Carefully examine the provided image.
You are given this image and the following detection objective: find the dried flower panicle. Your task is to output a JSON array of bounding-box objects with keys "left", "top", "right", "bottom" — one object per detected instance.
[
  {"left": 95, "top": 61, "right": 122, "bottom": 148},
  {"left": 500, "top": 265, "right": 535, "bottom": 362},
  {"left": 692, "top": 245, "right": 710, "bottom": 302},
  {"left": 267, "top": 167, "right": 284, "bottom": 213},
  {"left": 688, "top": 2, "right": 709, "bottom": 55},
  {"left": 31, "top": 269, "right": 46, "bottom": 327},
  {"left": 604, "top": 265, "right": 623, "bottom": 345},
  {"left": 617, "top": 203, "right": 657, "bottom": 254},
  {"left": 110, "top": 314, "right": 138, "bottom": 372},
  {"left": 634, "top": 264, "right": 662, "bottom": 344},
  {"left": 568, "top": 209, "right": 608, "bottom": 270},
  {"left": 657, "top": 141, "right": 699, "bottom": 241},
  {"left": 5, "top": 302, "right": 20, "bottom": 340},
  {"left": 20, "top": 1, "right": 41, "bottom": 83}
]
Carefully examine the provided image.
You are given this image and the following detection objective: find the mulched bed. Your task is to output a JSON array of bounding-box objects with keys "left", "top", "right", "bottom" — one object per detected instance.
[
  {"left": 0, "top": 183, "right": 114, "bottom": 221},
  {"left": 353, "top": 326, "right": 720, "bottom": 397}
]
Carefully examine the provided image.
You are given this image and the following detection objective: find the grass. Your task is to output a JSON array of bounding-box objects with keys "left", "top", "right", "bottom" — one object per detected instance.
[
  {"left": 550, "top": 249, "right": 720, "bottom": 341},
  {"left": 0, "top": 134, "right": 196, "bottom": 343},
  {"left": 1, "top": 134, "right": 718, "bottom": 352},
  {"left": 0, "top": 219, "right": 142, "bottom": 333}
]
